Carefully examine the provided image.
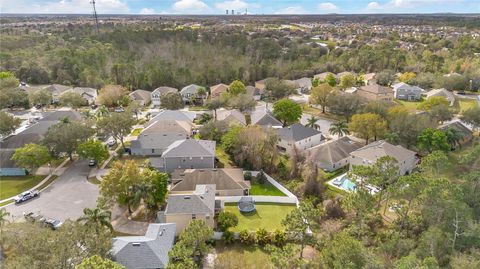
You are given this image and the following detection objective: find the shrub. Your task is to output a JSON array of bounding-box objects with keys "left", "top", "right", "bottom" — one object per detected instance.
[
  {"left": 239, "top": 229, "right": 255, "bottom": 244},
  {"left": 256, "top": 171, "right": 267, "bottom": 184},
  {"left": 217, "top": 211, "right": 239, "bottom": 232},
  {"left": 271, "top": 229, "right": 286, "bottom": 247},
  {"left": 255, "top": 228, "right": 271, "bottom": 246},
  {"left": 222, "top": 230, "right": 235, "bottom": 244},
  {"left": 244, "top": 171, "right": 252, "bottom": 181}
]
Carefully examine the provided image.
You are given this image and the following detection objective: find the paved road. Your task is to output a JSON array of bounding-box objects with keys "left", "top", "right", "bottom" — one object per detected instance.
[{"left": 5, "top": 160, "right": 99, "bottom": 222}]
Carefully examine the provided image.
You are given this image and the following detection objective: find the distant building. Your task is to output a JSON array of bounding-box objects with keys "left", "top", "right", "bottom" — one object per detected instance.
[
  {"left": 276, "top": 123, "right": 325, "bottom": 152},
  {"left": 210, "top": 83, "right": 229, "bottom": 99},
  {"left": 306, "top": 136, "right": 363, "bottom": 171},
  {"left": 392, "top": 82, "right": 424, "bottom": 101},
  {"left": 357, "top": 84, "right": 394, "bottom": 101},
  {"left": 426, "top": 88, "right": 455, "bottom": 106},
  {"left": 250, "top": 109, "right": 282, "bottom": 128},
  {"left": 216, "top": 109, "right": 246, "bottom": 126},
  {"left": 151, "top": 87, "right": 178, "bottom": 108},
  {"left": 129, "top": 89, "right": 151, "bottom": 106}
]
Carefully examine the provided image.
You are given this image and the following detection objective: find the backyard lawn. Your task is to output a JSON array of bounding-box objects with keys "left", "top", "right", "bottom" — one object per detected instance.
[
  {"left": 215, "top": 242, "right": 273, "bottom": 269},
  {"left": 395, "top": 99, "right": 424, "bottom": 112},
  {"left": 249, "top": 180, "right": 286, "bottom": 196},
  {"left": 0, "top": 175, "right": 44, "bottom": 200},
  {"left": 224, "top": 203, "right": 296, "bottom": 232}
]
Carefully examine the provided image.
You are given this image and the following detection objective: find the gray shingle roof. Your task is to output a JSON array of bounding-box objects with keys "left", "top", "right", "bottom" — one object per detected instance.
[
  {"left": 162, "top": 139, "right": 215, "bottom": 158},
  {"left": 129, "top": 89, "right": 151, "bottom": 101},
  {"left": 112, "top": 223, "right": 176, "bottom": 269},
  {"left": 165, "top": 184, "right": 216, "bottom": 215},
  {"left": 152, "top": 87, "right": 178, "bottom": 96},
  {"left": 180, "top": 84, "right": 202, "bottom": 94},
  {"left": 216, "top": 109, "right": 246, "bottom": 125},
  {"left": 306, "top": 137, "right": 362, "bottom": 166},
  {"left": 350, "top": 140, "right": 416, "bottom": 163},
  {"left": 131, "top": 120, "right": 192, "bottom": 151},
  {"left": 250, "top": 109, "right": 282, "bottom": 127},
  {"left": 148, "top": 110, "right": 196, "bottom": 124},
  {"left": 276, "top": 123, "right": 322, "bottom": 142}
]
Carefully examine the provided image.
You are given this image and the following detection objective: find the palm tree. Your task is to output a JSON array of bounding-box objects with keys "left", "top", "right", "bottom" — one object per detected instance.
[
  {"left": 329, "top": 121, "right": 350, "bottom": 137},
  {"left": 305, "top": 115, "right": 320, "bottom": 130},
  {"left": 78, "top": 207, "right": 113, "bottom": 232}
]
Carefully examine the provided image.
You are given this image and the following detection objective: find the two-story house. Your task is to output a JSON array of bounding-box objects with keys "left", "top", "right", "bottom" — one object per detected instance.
[
  {"left": 276, "top": 123, "right": 325, "bottom": 152},
  {"left": 151, "top": 87, "right": 178, "bottom": 108}
]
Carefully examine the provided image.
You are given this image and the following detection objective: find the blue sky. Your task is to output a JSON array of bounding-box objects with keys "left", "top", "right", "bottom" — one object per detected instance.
[{"left": 1, "top": 0, "right": 479, "bottom": 14}]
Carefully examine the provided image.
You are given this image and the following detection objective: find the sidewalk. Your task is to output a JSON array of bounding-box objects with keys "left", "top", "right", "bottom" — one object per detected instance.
[{"left": 0, "top": 157, "right": 70, "bottom": 204}]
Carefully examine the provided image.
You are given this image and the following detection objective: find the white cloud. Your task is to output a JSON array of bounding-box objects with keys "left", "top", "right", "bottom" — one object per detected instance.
[
  {"left": 318, "top": 2, "right": 338, "bottom": 12},
  {"left": 365, "top": 0, "right": 463, "bottom": 12},
  {"left": 172, "top": 0, "right": 210, "bottom": 12},
  {"left": 0, "top": 0, "right": 129, "bottom": 13},
  {"left": 139, "top": 8, "right": 155, "bottom": 14},
  {"left": 274, "top": 6, "right": 307, "bottom": 14},
  {"left": 215, "top": 0, "right": 248, "bottom": 10}
]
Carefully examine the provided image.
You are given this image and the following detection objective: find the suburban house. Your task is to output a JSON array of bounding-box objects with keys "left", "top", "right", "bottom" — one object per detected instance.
[
  {"left": 180, "top": 84, "right": 206, "bottom": 104},
  {"left": 392, "top": 82, "right": 424, "bottom": 101},
  {"left": 65, "top": 87, "right": 97, "bottom": 104},
  {"left": 276, "top": 123, "right": 325, "bottom": 152},
  {"left": 216, "top": 109, "right": 246, "bottom": 126},
  {"left": 147, "top": 110, "right": 196, "bottom": 126},
  {"left": 438, "top": 120, "right": 473, "bottom": 147},
  {"left": 0, "top": 111, "right": 82, "bottom": 176},
  {"left": 151, "top": 86, "right": 178, "bottom": 107},
  {"left": 149, "top": 139, "right": 216, "bottom": 173},
  {"left": 112, "top": 223, "right": 176, "bottom": 269},
  {"left": 336, "top": 71, "right": 355, "bottom": 81},
  {"left": 130, "top": 120, "right": 193, "bottom": 156},
  {"left": 210, "top": 83, "right": 229, "bottom": 99},
  {"left": 363, "top": 73, "right": 376, "bottom": 85},
  {"left": 250, "top": 109, "right": 283, "bottom": 128},
  {"left": 163, "top": 184, "right": 218, "bottom": 234},
  {"left": 254, "top": 79, "right": 269, "bottom": 92},
  {"left": 245, "top": 86, "right": 262, "bottom": 101},
  {"left": 129, "top": 89, "right": 152, "bottom": 106},
  {"left": 306, "top": 136, "right": 363, "bottom": 172},
  {"left": 349, "top": 140, "right": 417, "bottom": 175},
  {"left": 43, "top": 84, "right": 72, "bottom": 103},
  {"left": 426, "top": 88, "right": 455, "bottom": 106},
  {"left": 170, "top": 168, "right": 250, "bottom": 196},
  {"left": 357, "top": 84, "right": 394, "bottom": 101},
  {"left": 293, "top": 77, "right": 312, "bottom": 94},
  {"left": 314, "top": 72, "right": 334, "bottom": 82}
]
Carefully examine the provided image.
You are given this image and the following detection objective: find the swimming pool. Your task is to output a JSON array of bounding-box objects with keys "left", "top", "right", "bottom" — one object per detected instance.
[{"left": 331, "top": 174, "right": 357, "bottom": 192}]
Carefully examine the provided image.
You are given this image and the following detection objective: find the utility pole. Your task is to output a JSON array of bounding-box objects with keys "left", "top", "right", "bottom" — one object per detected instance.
[{"left": 91, "top": 0, "right": 99, "bottom": 34}]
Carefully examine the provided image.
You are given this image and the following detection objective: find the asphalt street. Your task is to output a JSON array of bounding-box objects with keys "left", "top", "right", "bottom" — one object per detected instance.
[{"left": 5, "top": 159, "right": 99, "bottom": 222}]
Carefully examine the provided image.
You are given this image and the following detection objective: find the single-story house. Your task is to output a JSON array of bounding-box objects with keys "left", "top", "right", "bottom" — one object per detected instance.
[
  {"left": 314, "top": 72, "right": 334, "bottom": 82},
  {"left": 357, "top": 84, "right": 394, "bottom": 101},
  {"left": 350, "top": 140, "right": 417, "bottom": 175},
  {"left": 62, "top": 87, "right": 98, "bottom": 105},
  {"left": 250, "top": 109, "right": 282, "bottom": 128},
  {"left": 210, "top": 83, "right": 229, "bottom": 99},
  {"left": 336, "top": 72, "right": 355, "bottom": 81},
  {"left": 276, "top": 123, "right": 325, "bottom": 152},
  {"left": 129, "top": 89, "right": 151, "bottom": 106},
  {"left": 151, "top": 87, "right": 178, "bottom": 108},
  {"left": 216, "top": 109, "right": 246, "bottom": 126},
  {"left": 426, "top": 88, "right": 455, "bottom": 106},
  {"left": 43, "top": 84, "right": 72, "bottom": 103},
  {"left": 438, "top": 120, "right": 473, "bottom": 147},
  {"left": 147, "top": 110, "right": 196, "bottom": 126},
  {"left": 392, "top": 82, "right": 424, "bottom": 101},
  {"left": 130, "top": 120, "right": 193, "bottom": 156},
  {"left": 164, "top": 184, "right": 217, "bottom": 234},
  {"left": 254, "top": 79, "right": 269, "bottom": 92},
  {"left": 170, "top": 168, "right": 250, "bottom": 196},
  {"left": 293, "top": 77, "right": 312, "bottom": 94},
  {"left": 245, "top": 86, "right": 262, "bottom": 101},
  {"left": 363, "top": 73, "right": 376, "bottom": 85},
  {"left": 306, "top": 136, "right": 363, "bottom": 172},
  {"left": 150, "top": 139, "right": 215, "bottom": 172},
  {"left": 112, "top": 223, "right": 176, "bottom": 269}
]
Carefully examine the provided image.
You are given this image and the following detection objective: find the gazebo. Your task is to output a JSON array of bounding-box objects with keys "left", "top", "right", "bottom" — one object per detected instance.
[{"left": 237, "top": 196, "right": 256, "bottom": 213}]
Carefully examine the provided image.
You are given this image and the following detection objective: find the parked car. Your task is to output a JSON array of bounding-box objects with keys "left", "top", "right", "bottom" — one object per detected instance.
[
  {"left": 107, "top": 138, "right": 117, "bottom": 147},
  {"left": 15, "top": 190, "right": 40, "bottom": 204},
  {"left": 23, "top": 212, "right": 45, "bottom": 223},
  {"left": 44, "top": 218, "right": 63, "bottom": 230},
  {"left": 91, "top": 104, "right": 98, "bottom": 109},
  {"left": 88, "top": 159, "right": 97, "bottom": 167},
  {"left": 114, "top": 107, "right": 125, "bottom": 113}
]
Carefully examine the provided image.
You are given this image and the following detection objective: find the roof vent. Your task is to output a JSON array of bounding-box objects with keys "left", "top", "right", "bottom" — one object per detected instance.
[
  {"left": 132, "top": 243, "right": 141, "bottom": 247},
  {"left": 184, "top": 196, "right": 191, "bottom": 199}
]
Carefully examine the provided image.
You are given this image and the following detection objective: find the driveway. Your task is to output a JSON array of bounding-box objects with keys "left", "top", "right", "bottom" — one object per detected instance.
[{"left": 5, "top": 160, "right": 99, "bottom": 222}]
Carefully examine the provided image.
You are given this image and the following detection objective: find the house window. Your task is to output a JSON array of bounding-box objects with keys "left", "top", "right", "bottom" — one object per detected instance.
[
  {"left": 182, "top": 159, "right": 186, "bottom": 162},
  {"left": 200, "top": 156, "right": 204, "bottom": 160},
  {"left": 192, "top": 214, "right": 196, "bottom": 219},
  {"left": 151, "top": 149, "right": 155, "bottom": 153}
]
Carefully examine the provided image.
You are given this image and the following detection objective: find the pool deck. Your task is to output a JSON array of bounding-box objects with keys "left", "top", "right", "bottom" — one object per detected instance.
[{"left": 327, "top": 172, "right": 379, "bottom": 194}]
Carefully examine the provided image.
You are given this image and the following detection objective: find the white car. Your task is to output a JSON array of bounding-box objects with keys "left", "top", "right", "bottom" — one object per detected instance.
[{"left": 107, "top": 138, "right": 116, "bottom": 147}]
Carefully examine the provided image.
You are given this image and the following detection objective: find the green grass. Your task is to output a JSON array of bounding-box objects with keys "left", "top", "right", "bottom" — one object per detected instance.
[
  {"left": 188, "top": 105, "right": 207, "bottom": 111},
  {"left": 0, "top": 199, "right": 14, "bottom": 207},
  {"left": 0, "top": 175, "right": 44, "bottom": 200},
  {"left": 249, "top": 180, "right": 286, "bottom": 196},
  {"left": 215, "top": 146, "right": 235, "bottom": 168},
  {"left": 456, "top": 98, "right": 477, "bottom": 112},
  {"left": 395, "top": 99, "right": 425, "bottom": 112},
  {"left": 215, "top": 242, "right": 273, "bottom": 269},
  {"left": 130, "top": 128, "right": 143, "bottom": 136},
  {"left": 224, "top": 202, "right": 296, "bottom": 232},
  {"left": 302, "top": 105, "right": 342, "bottom": 121}
]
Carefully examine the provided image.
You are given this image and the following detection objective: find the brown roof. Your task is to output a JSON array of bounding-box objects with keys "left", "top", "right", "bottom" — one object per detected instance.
[
  {"left": 359, "top": 84, "right": 393, "bottom": 95},
  {"left": 210, "top": 83, "right": 229, "bottom": 97},
  {"left": 170, "top": 169, "right": 250, "bottom": 193}
]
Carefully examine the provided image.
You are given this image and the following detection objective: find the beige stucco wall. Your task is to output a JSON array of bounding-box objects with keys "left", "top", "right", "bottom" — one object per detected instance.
[{"left": 166, "top": 213, "right": 215, "bottom": 235}]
